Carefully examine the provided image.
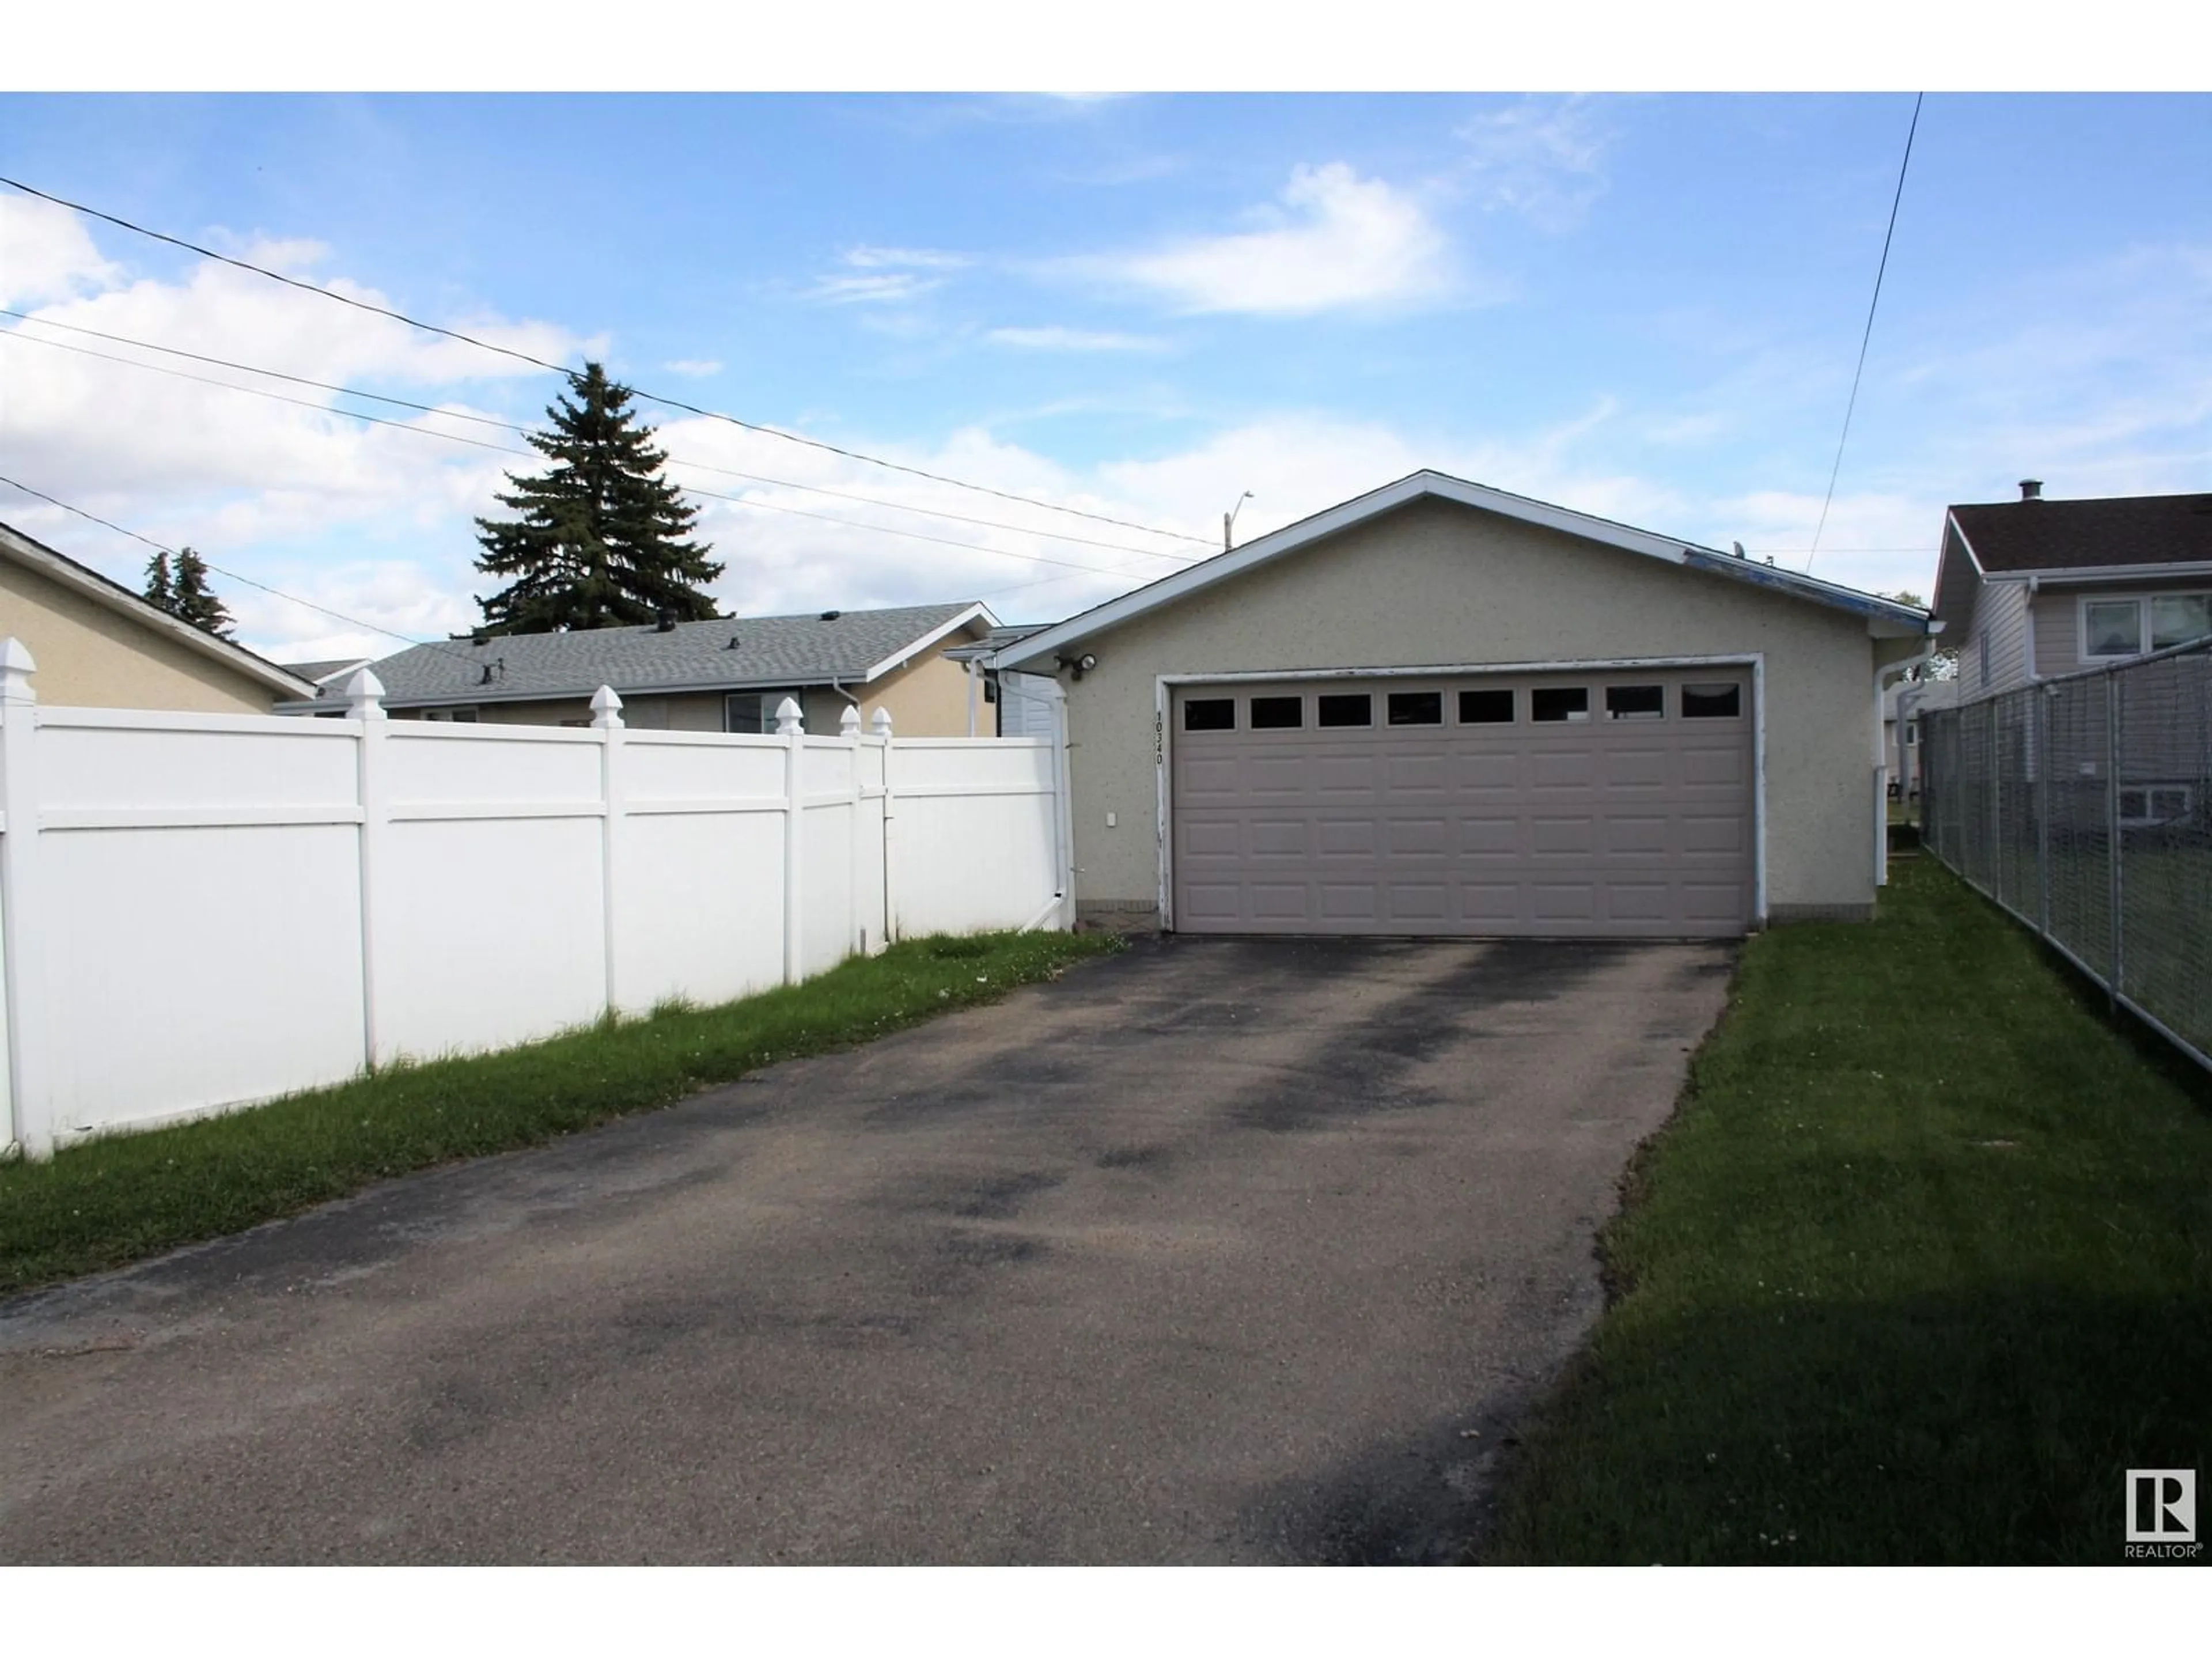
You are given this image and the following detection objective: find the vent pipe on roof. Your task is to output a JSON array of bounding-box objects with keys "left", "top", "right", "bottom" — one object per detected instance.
[
  {"left": 656, "top": 611, "right": 676, "bottom": 632},
  {"left": 820, "top": 609, "right": 842, "bottom": 622},
  {"left": 2019, "top": 479, "right": 2044, "bottom": 501}
]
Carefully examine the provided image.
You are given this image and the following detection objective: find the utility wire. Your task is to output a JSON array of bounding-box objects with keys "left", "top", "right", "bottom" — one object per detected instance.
[
  {"left": 0, "top": 472, "right": 480, "bottom": 665},
  {"left": 0, "top": 175, "right": 1216, "bottom": 550},
  {"left": 0, "top": 328, "right": 1176, "bottom": 588},
  {"left": 1806, "top": 93, "right": 1923, "bottom": 573},
  {"left": 0, "top": 308, "right": 1198, "bottom": 563}
]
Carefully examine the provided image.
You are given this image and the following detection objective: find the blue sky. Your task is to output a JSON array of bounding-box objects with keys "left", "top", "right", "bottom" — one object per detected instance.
[{"left": 2, "top": 92, "right": 2206, "bottom": 661}]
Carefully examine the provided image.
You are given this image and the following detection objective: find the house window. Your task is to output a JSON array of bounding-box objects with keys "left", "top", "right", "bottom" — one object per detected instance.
[
  {"left": 1316, "top": 692, "right": 1373, "bottom": 728},
  {"left": 1531, "top": 687, "right": 1590, "bottom": 723},
  {"left": 2117, "top": 785, "right": 2192, "bottom": 827},
  {"left": 1681, "top": 683, "right": 1741, "bottom": 719},
  {"left": 2084, "top": 600, "right": 2144, "bottom": 658},
  {"left": 726, "top": 691, "right": 800, "bottom": 733},
  {"left": 1386, "top": 691, "right": 1443, "bottom": 726},
  {"left": 1904, "top": 721, "right": 1919, "bottom": 747},
  {"left": 2150, "top": 594, "right": 2212, "bottom": 650},
  {"left": 1458, "top": 688, "right": 1514, "bottom": 724},
  {"left": 1183, "top": 698, "right": 1236, "bottom": 732},
  {"left": 1604, "top": 684, "right": 1665, "bottom": 721},
  {"left": 426, "top": 706, "right": 479, "bottom": 723},
  {"left": 2083, "top": 593, "right": 2212, "bottom": 661},
  {"left": 1250, "top": 695, "right": 1304, "bottom": 729}
]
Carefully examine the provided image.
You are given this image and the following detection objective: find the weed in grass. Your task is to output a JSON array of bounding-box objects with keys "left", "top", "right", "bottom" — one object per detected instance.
[{"left": 0, "top": 930, "right": 1122, "bottom": 1298}]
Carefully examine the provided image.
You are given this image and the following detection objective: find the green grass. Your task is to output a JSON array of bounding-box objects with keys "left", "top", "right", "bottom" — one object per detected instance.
[
  {"left": 0, "top": 930, "right": 1120, "bottom": 1298},
  {"left": 1488, "top": 857, "right": 2212, "bottom": 1565}
]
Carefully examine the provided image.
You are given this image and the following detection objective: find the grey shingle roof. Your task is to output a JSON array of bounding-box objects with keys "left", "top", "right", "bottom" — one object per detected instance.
[{"left": 360, "top": 603, "right": 985, "bottom": 707}]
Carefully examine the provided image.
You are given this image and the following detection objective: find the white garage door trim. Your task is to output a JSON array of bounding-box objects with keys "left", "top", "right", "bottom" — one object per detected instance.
[{"left": 1153, "top": 653, "right": 1767, "bottom": 933}]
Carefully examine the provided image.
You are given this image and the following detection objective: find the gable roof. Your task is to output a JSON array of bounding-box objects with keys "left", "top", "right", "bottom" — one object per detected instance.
[
  {"left": 355, "top": 601, "right": 995, "bottom": 709},
  {"left": 1933, "top": 491, "right": 2212, "bottom": 634},
  {"left": 0, "top": 518, "right": 317, "bottom": 700},
  {"left": 1949, "top": 492, "right": 2212, "bottom": 574},
  {"left": 996, "top": 469, "right": 1930, "bottom": 672}
]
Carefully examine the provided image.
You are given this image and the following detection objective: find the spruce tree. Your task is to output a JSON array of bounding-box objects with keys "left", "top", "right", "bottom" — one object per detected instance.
[
  {"left": 168, "top": 547, "right": 236, "bottom": 638},
  {"left": 142, "top": 546, "right": 236, "bottom": 639},
  {"left": 472, "top": 362, "right": 723, "bottom": 633}
]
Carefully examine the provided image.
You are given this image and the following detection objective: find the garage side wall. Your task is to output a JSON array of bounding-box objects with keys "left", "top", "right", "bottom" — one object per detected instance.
[{"left": 1052, "top": 498, "right": 1880, "bottom": 927}]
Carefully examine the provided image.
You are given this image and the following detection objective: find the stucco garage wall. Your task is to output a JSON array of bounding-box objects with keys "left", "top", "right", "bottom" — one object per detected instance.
[{"left": 1052, "top": 497, "right": 1887, "bottom": 927}]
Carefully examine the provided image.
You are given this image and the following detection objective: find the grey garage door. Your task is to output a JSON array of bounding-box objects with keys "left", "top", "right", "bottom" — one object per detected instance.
[{"left": 1171, "top": 669, "right": 1754, "bottom": 938}]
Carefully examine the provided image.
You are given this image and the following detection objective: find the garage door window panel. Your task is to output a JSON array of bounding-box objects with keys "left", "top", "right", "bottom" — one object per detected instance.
[
  {"left": 1681, "top": 682, "right": 1743, "bottom": 719},
  {"left": 1532, "top": 687, "right": 1592, "bottom": 723},
  {"left": 1250, "top": 695, "right": 1304, "bottom": 729},
  {"left": 1605, "top": 684, "right": 1666, "bottom": 720},
  {"left": 1317, "top": 693, "right": 1373, "bottom": 728},
  {"left": 1459, "top": 688, "right": 1515, "bottom": 724},
  {"left": 1387, "top": 690, "right": 1444, "bottom": 726},
  {"left": 1183, "top": 698, "right": 1237, "bottom": 732}
]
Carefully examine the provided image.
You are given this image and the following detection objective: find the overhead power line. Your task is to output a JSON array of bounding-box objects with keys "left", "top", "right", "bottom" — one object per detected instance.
[
  {"left": 0, "top": 472, "right": 477, "bottom": 664},
  {"left": 0, "top": 175, "right": 1215, "bottom": 550},
  {"left": 0, "top": 308, "right": 1197, "bottom": 565},
  {"left": 1806, "top": 93, "right": 1924, "bottom": 574},
  {"left": 0, "top": 326, "right": 1178, "bottom": 588}
]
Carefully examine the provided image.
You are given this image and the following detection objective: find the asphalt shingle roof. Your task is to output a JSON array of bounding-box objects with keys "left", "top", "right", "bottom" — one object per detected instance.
[
  {"left": 362, "top": 603, "right": 983, "bottom": 706},
  {"left": 1950, "top": 493, "right": 2212, "bottom": 573}
]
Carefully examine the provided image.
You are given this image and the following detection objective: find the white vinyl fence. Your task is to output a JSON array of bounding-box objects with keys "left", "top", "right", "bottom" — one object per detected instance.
[{"left": 0, "top": 641, "right": 1071, "bottom": 1160}]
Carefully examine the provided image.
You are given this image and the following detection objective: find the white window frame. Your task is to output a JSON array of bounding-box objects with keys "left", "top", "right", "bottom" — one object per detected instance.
[
  {"left": 2117, "top": 783, "right": 2194, "bottom": 828},
  {"left": 2078, "top": 590, "right": 2212, "bottom": 662}
]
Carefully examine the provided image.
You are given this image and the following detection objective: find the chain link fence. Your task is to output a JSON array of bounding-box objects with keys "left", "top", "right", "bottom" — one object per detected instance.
[{"left": 1921, "top": 636, "right": 2212, "bottom": 1073}]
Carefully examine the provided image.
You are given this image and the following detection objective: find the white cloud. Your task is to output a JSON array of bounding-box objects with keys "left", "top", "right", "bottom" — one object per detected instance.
[
  {"left": 807, "top": 245, "right": 969, "bottom": 306},
  {"left": 984, "top": 325, "right": 1167, "bottom": 353},
  {"left": 1454, "top": 96, "right": 1612, "bottom": 231},
  {"left": 0, "top": 193, "right": 122, "bottom": 307},
  {"left": 664, "top": 358, "right": 723, "bottom": 378},
  {"left": 840, "top": 245, "right": 969, "bottom": 271},
  {"left": 1080, "top": 162, "right": 1458, "bottom": 317}
]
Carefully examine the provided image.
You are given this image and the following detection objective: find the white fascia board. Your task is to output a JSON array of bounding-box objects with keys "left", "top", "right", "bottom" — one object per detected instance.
[
  {"left": 1982, "top": 560, "right": 2212, "bottom": 585},
  {"left": 0, "top": 521, "right": 317, "bottom": 699},
  {"left": 997, "top": 469, "right": 1925, "bottom": 670},
  {"left": 861, "top": 602, "right": 999, "bottom": 683}
]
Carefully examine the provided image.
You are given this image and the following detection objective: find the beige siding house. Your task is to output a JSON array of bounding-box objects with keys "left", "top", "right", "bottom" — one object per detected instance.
[
  {"left": 0, "top": 520, "right": 314, "bottom": 713},
  {"left": 998, "top": 471, "right": 1931, "bottom": 936},
  {"left": 1931, "top": 484, "right": 2212, "bottom": 696},
  {"left": 323, "top": 603, "right": 1000, "bottom": 737}
]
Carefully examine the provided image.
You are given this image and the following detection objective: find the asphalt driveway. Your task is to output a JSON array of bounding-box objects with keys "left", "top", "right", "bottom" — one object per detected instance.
[{"left": 0, "top": 935, "right": 1733, "bottom": 1564}]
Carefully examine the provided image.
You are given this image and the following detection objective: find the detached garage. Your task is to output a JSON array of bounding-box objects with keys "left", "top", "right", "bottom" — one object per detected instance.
[{"left": 995, "top": 471, "right": 1933, "bottom": 937}]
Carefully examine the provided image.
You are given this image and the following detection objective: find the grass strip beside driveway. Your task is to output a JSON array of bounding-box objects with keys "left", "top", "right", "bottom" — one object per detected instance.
[
  {"left": 1489, "top": 858, "right": 2212, "bottom": 1565},
  {"left": 0, "top": 930, "right": 1119, "bottom": 1298}
]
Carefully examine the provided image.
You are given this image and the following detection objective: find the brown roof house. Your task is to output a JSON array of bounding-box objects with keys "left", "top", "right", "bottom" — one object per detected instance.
[
  {"left": 1930, "top": 482, "right": 2212, "bottom": 698},
  {"left": 0, "top": 518, "right": 315, "bottom": 712}
]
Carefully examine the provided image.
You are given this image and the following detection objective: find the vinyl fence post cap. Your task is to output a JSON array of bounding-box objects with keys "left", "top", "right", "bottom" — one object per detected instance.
[
  {"left": 590, "top": 685, "right": 624, "bottom": 728},
  {"left": 775, "top": 696, "right": 805, "bottom": 736},
  {"left": 839, "top": 703, "right": 862, "bottom": 736},
  {"left": 870, "top": 708, "right": 894, "bottom": 737}
]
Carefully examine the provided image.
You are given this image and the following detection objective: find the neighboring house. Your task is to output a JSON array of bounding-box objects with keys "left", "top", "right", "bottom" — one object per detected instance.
[
  {"left": 0, "top": 518, "right": 315, "bottom": 713},
  {"left": 1884, "top": 677, "right": 1961, "bottom": 798},
  {"left": 281, "top": 656, "right": 373, "bottom": 690},
  {"left": 994, "top": 469, "right": 1931, "bottom": 938},
  {"left": 942, "top": 624, "right": 1054, "bottom": 737},
  {"left": 1931, "top": 482, "right": 2212, "bottom": 699},
  {"left": 316, "top": 602, "right": 1000, "bottom": 736}
]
